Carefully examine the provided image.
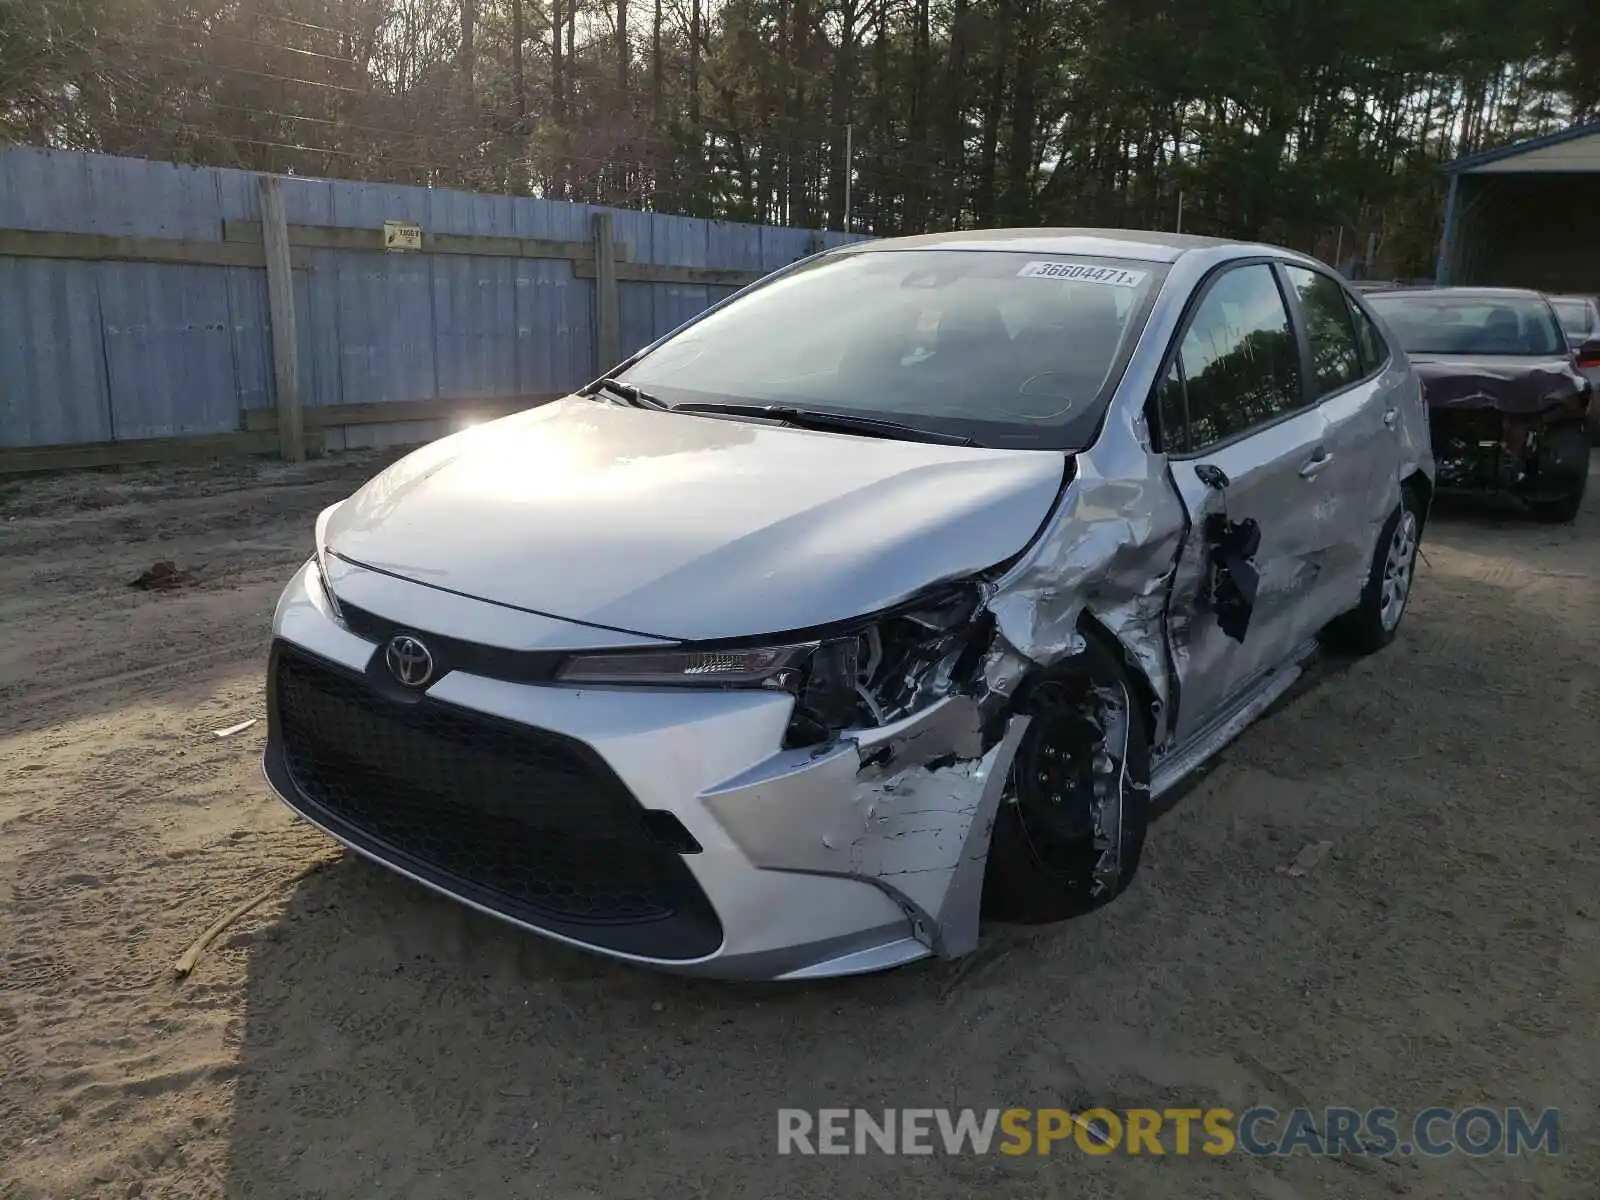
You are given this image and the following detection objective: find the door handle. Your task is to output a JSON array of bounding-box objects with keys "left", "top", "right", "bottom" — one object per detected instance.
[
  {"left": 1299, "top": 447, "right": 1334, "bottom": 479},
  {"left": 1383, "top": 408, "right": 1399, "bottom": 429}
]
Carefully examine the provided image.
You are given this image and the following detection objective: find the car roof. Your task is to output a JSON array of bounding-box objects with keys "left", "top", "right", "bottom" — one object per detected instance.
[
  {"left": 842, "top": 227, "right": 1305, "bottom": 265},
  {"left": 1369, "top": 286, "right": 1549, "bottom": 302}
]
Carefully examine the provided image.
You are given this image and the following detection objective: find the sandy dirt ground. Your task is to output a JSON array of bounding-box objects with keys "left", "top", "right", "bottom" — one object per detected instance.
[{"left": 1, "top": 451, "right": 1597, "bottom": 1199}]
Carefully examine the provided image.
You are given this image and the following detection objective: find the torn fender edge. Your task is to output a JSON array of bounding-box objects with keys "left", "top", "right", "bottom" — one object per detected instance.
[
  {"left": 700, "top": 703, "right": 1032, "bottom": 961},
  {"left": 977, "top": 453, "right": 1190, "bottom": 749}
]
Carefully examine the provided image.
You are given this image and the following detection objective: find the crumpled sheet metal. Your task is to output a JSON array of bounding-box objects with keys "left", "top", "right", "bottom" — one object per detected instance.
[
  {"left": 1085, "top": 680, "right": 1132, "bottom": 897},
  {"left": 707, "top": 354, "right": 1198, "bottom": 960},
  {"left": 981, "top": 405, "right": 1189, "bottom": 744},
  {"left": 701, "top": 700, "right": 1029, "bottom": 959},
  {"left": 1413, "top": 358, "right": 1586, "bottom": 416},
  {"left": 855, "top": 692, "right": 985, "bottom": 765},
  {"left": 850, "top": 717, "right": 1029, "bottom": 958}
]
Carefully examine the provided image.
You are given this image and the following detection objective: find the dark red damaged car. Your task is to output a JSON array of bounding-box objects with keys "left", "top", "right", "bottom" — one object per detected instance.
[{"left": 1367, "top": 287, "right": 1594, "bottom": 523}]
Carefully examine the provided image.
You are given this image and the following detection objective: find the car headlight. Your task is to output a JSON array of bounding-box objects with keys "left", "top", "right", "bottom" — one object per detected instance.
[
  {"left": 559, "top": 584, "right": 993, "bottom": 749},
  {"left": 556, "top": 644, "right": 815, "bottom": 687}
]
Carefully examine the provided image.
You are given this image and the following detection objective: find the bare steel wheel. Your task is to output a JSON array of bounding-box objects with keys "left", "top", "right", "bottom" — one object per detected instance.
[{"left": 983, "top": 638, "right": 1151, "bottom": 924}]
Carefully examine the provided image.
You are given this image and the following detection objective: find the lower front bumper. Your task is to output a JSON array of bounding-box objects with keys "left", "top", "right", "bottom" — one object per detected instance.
[
  {"left": 263, "top": 561, "right": 1025, "bottom": 980},
  {"left": 264, "top": 747, "right": 933, "bottom": 979},
  {"left": 1429, "top": 405, "right": 1588, "bottom": 498}
]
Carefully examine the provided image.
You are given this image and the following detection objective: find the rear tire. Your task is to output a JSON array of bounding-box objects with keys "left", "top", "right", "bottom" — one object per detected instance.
[
  {"left": 983, "top": 638, "right": 1151, "bottom": 924},
  {"left": 1322, "top": 488, "right": 1421, "bottom": 656},
  {"left": 1526, "top": 492, "right": 1584, "bottom": 523}
]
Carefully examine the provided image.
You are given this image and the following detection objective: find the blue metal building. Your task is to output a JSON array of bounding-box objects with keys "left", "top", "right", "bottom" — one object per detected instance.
[{"left": 1436, "top": 121, "right": 1600, "bottom": 291}]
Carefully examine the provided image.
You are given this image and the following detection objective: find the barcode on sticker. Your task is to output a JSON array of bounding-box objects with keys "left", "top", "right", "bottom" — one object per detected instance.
[{"left": 1017, "top": 261, "right": 1148, "bottom": 287}]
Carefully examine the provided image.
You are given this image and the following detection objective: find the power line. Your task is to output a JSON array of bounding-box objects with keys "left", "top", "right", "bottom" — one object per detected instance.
[
  {"left": 706, "top": 110, "right": 963, "bottom": 164},
  {"left": 91, "top": 114, "right": 692, "bottom": 185},
  {"left": 255, "top": 11, "right": 357, "bottom": 40},
  {"left": 87, "top": 88, "right": 966, "bottom": 196},
  {"left": 118, "top": 89, "right": 957, "bottom": 179},
  {"left": 144, "top": 49, "right": 366, "bottom": 95},
  {"left": 75, "top": 114, "right": 898, "bottom": 233},
  {"left": 195, "top": 99, "right": 452, "bottom": 145},
  {"left": 96, "top": 116, "right": 435, "bottom": 170},
  {"left": 89, "top": 111, "right": 881, "bottom": 215},
  {"left": 151, "top": 21, "right": 357, "bottom": 66}
]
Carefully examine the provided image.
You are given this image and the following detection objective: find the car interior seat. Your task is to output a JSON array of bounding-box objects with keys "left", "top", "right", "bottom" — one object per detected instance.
[
  {"left": 837, "top": 302, "right": 924, "bottom": 377},
  {"left": 933, "top": 301, "right": 1011, "bottom": 366},
  {"left": 1010, "top": 285, "right": 1125, "bottom": 396},
  {"left": 1480, "top": 307, "right": 1525, "bottom": 353}
]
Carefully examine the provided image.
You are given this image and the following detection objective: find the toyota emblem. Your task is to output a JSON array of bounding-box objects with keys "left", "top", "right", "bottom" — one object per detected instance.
[{"left": 385, "top": 634, "right": 435, "bottom": 688}]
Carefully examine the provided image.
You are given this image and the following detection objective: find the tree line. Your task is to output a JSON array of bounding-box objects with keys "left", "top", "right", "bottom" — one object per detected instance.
[{"left": 3, "top": 0, "right": 1596, "bottom": 275}]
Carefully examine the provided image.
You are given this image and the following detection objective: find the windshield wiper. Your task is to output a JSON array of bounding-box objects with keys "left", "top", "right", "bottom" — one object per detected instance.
[
  {"left": 672, "top": 402, "right": 977, "bottom": 446},
  {"left": 582, "top": 377, "right": 670, "bottom": 410}
]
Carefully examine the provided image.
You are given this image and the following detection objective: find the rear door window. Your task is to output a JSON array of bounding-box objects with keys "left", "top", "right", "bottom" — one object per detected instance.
[
  {"left": 1284, "top": 266, "right": 1363, "bottom": 396},
  {"left": 1171, "top": 263, "right": 1305, "bottom": 451},
  {"left": 1552, "top": 298, "right": 1594, "bottom": 338}
]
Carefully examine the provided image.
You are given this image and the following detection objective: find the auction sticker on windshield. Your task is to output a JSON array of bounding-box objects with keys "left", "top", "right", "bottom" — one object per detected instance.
[{"left": 1017, "top": 261, "right": 1148, "bottom": 287}]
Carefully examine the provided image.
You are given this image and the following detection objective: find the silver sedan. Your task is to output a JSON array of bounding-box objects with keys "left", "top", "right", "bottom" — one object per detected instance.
[{"left": 264, "top": 229, "right": 1435, "bottom": 980}]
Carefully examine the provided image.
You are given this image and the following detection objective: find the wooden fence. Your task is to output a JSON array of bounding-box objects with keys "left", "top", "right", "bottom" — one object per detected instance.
[{"left": 0, "top": 147, "right": 863, "bottom": 474}]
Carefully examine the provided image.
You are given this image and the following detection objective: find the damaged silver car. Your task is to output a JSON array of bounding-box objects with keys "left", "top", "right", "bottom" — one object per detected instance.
[{"left": 263, "top": 229, "right": 1435, "bottom": 980}]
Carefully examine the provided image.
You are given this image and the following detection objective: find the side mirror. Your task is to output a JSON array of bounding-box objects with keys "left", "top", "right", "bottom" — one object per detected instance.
[{"left": 1576, "top": 336, "right": 1600, "bottom": 371}]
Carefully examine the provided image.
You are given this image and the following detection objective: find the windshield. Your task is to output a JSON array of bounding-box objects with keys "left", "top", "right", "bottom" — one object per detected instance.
[
  {"left": 1366, "top": 293, "right": 1566, "bottom": 356},
  {"left": 616, "top": 249, "right": 1167, "bottom": 449},
  {"left": 1551, "top": 298, "right": 1594, "bottom": 338}
]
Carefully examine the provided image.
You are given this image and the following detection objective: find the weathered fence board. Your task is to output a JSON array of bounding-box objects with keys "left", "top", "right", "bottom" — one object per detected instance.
[
  {"left": 221, "top": 219, "right": 609, "bottom": 263},
  {"left": 0, "top": 256, "right": 113, "bottom": 446},
  {"left": 0, "top": 146, "right": 864, "bottom": 473},
  {"left": 0, "top": 229, "right": 279, "bottom": 267},
  {"left": 98, "top": 261, "right": 242, "bottom": 440}
]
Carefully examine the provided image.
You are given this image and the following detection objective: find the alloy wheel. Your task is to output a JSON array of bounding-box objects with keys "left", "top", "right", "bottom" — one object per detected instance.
[{"left": 1379, "top": 509, "right": 1419, "bottom": 632}]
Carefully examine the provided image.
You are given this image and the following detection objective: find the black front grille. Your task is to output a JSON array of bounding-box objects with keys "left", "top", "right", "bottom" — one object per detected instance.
[{"left": 267, "top": 642, "right": 721, "bottom": 959}]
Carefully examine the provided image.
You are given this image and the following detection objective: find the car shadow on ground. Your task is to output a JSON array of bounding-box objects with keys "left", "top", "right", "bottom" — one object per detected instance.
[{"left": 217, "top": 519, "right": 1595, "bottom": 1200}]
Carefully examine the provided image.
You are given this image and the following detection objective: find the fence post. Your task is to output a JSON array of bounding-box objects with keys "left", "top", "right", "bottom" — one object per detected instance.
[
  {"left": 259, "top": 175, "right": 305, "bottom": 463},
  {"left": 592, "top": 211, "right": 620, "bottom": 373}
]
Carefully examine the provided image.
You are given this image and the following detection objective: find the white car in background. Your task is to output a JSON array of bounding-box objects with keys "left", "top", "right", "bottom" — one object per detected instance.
[{"left": 1550, "top": 294, "right": 1600, "bottom": 442}]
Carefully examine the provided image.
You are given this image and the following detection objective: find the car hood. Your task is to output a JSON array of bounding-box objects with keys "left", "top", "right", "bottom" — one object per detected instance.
[
  {"left": 322, "top": 398, "right": 1068, "bottom": 642},
  {"left": 1410, "top": 354, "right": 1586, "bottom": 414}
]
